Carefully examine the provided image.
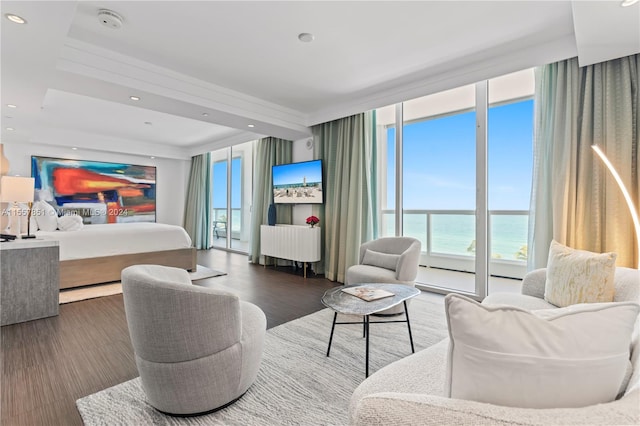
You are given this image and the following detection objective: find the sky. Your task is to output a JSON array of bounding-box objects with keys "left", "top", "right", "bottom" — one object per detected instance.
[
  {"left": 212, "top": 157, "right": 241, "bottom": 209},
  {"left": 387, "top": 99, "right": 533, "bottom": 211}
]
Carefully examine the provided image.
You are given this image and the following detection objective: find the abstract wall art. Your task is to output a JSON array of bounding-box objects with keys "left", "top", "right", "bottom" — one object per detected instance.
[{"left": 31, "top": 156, "right": 156, "bottom": 224}]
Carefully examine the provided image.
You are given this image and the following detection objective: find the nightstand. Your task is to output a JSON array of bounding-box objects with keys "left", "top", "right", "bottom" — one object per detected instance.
[{"left": 1, "top": 239, "right": 60, "bottom": 326}]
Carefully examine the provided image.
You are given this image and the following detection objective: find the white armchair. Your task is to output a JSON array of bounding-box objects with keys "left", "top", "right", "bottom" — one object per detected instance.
[
  {"left": 346, "top": 237, "right": 421, "bottom": 314},
  {"left": 122, "top": 264, "right": 266, "bottom": 416}
]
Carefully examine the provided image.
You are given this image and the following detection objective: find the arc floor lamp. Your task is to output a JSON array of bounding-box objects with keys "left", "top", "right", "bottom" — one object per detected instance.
[{"left": 592, "top": 145, "right": 640, "bottom": 268}]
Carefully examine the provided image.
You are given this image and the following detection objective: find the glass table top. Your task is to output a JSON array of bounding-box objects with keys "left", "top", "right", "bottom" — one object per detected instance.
[{"left": 321, "top": 283, "right": 420, "bottom": 316}]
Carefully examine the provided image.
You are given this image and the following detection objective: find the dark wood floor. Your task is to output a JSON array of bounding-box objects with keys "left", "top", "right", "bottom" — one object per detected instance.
[{"left": 1, "top": 250, "right": 338, "bottom": 426}]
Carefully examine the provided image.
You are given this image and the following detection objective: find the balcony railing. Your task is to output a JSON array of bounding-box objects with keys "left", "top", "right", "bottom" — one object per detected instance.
[
  {"left": 380, "top": 209, "right": 528, "bottom": 278},
  {"left": 212, "top": 208, "right": 242, "bottom": 239}
]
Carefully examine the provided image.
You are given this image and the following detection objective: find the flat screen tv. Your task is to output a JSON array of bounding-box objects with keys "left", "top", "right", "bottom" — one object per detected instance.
[{"left": 272, "top": 159, "right": 323, "bottom": 204}]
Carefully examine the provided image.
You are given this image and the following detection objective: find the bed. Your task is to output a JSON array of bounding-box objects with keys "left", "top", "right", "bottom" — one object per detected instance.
[{"left": 36, "top": 223, "right": 196, "bottom": 289}]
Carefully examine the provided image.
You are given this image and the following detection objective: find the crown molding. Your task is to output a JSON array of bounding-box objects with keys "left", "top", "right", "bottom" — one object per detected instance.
[
  {"left": 307, "top": 33, "right": 577, "bottom": 126},
  {"left": 57, "top": 39, "right": 310, "bottom": 138},
  {"left": 30, "top": 126, "right": 190, "bottom": 160},
  {"left": 186, "top": 130, "right": 263, "bottom": 158}
]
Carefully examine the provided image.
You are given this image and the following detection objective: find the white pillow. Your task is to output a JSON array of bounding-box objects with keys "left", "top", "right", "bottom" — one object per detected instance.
[
  {"left": 57, "top": 214, "right": 83, "bottom": 231},
  {"left": 362, "top": 249, "right": 400, "bottom": 271},
  {"left": 545, "top": 240, "right": 617, "bottom": 307},
  {"left": 34, "top": 200, "right": 58, "bottom": 232},
  {"left": 445, "top": 294, "right": 639, "bottom": 409}
]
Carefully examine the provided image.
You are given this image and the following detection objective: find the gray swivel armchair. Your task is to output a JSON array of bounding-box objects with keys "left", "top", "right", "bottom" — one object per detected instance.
[
  {"left": 121, "top": 264, "right": 266, "bottom": 416},
  {"left": 346, "top": 237, "right": 422, "bottom": 314}
]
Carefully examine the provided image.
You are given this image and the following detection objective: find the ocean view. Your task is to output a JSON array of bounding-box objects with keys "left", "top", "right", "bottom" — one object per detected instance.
[
  {"left": 382, "top": 212, "right": 528, "bottom": 261},
  {"left": 214, "top": 208, "right": 528, "bottom": 263}
]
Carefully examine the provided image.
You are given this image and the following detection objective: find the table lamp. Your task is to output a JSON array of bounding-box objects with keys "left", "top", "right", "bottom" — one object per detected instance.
[{"left": 0, "top": 176, "right": 36, "bottom": 239}]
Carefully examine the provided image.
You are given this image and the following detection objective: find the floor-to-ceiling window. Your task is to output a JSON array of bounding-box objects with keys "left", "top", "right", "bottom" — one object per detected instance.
[
  {"left": 376, "top": 69, "right": 533, "bottom": 297},
  {"left": 376, "top": 104, "right": 397, "bottom": 237},
  {"left": 487, "top": 70, "right": 534, "bottom": 280},
  {"left": 211, "top": 140, "right": 255, "bottom": 252}
]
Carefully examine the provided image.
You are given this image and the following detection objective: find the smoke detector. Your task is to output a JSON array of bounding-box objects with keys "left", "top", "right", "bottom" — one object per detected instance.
[{"left": 97, "top": 9, "right": 124, "bottom": 29}]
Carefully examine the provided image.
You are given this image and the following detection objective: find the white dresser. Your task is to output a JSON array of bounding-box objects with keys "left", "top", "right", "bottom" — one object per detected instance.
[{"left": 260, "top": 224, "right": 321, "bottom": 278}]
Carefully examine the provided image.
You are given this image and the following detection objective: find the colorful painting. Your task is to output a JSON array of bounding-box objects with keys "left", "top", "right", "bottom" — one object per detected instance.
[{"left": 31, "top": 156, "right": 156, "bottom": 224}]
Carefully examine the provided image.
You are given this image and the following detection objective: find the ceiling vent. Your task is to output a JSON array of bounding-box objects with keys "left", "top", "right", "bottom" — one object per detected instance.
[{"left": 97, "top": 9, "right": 124, "bottom": 29}]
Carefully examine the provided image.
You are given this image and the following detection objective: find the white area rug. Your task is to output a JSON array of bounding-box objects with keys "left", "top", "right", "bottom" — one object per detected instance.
[
  {"left": 59, "top": 265, "right": 226, "bottom": 304},
  {"left": 76, "top": 294, "right": 448, "bottom": 425}
]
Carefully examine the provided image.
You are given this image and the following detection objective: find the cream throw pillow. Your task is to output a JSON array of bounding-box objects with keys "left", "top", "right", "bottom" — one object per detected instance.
[
  {"left": 362, "top": 249, "right": 400, "bottom": 271},
  {"left": 445, "top": 294, "right": 639, "bottom": 409},
  {"left": 544, "top": 240, "right": 617, "bottom": 307}
]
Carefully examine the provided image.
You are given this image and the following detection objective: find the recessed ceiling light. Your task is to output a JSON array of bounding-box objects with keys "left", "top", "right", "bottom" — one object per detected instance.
[
  {"left": 150, "top": 156, "right": 156, "bottom": 159},
  {"left": 5, "top": 14, "right": 27, "bottom": 24},
  {"left": 7, "top": 104, "right": 17, "bottom": 108},
  {"left": 298, "top": 33, "right": 314, "bottom": 43},
  {"left": 621, "top": 0, "right": 639, "bottom": 6},
  {"left": 247, "top": 124, "right": 255, "bottom": 128},
  {"left": 6, "top": 127, "right": 15, "bottom": 131},
  {"left": 144, "top": 121, "right": 152, "bottom": 125},
  {"left": 71, "top": 147, "right": 78, "bottom": 150},
  {"left": 130, "top": 96, "right": 140, "bottom": 101},
  {"left": 202, "top": 113, "right": 209, "bottom": 117}
]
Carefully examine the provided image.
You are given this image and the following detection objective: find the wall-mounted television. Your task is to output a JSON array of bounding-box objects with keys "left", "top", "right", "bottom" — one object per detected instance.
[{"left": 272, "top": 159, "right": 323, "bottom": 204}]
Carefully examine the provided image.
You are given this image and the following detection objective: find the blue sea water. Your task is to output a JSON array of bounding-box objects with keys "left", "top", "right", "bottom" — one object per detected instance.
[{"left": 383, "top": 213, "right": 528, "bottom": 261}]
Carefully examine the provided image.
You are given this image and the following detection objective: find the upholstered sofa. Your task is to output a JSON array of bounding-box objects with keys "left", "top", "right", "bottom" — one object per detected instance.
[{"left": 349, "top": 267, "right": 640, "bottom": 425}]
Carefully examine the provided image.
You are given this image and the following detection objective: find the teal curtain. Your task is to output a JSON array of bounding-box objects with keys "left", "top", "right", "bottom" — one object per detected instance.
[
  {"left": 248, "top": 137, "right": 293, "bottom": 264},
  {"left": 183, "top": 152, "right": 212, "bottom": 249},
  {"left": 312, "top": 111, "right": 377, "bottom": 282},
  {"left": 529, "top": 54, "right": 639, "bottom": 269}
]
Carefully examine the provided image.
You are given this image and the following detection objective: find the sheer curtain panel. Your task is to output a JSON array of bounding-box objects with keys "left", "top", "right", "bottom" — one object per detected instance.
[
  {"left": 248, "top": 137, "right": 292, "bottom": 264},
  {"left": 529, "top": 55, "right": 639, "bottom": 269},
  {"left": 312, "top": 111, "right": 377, "bottom": 282},
  {"left": 183, "top": 153, "right": 212, "bottom": 250}
]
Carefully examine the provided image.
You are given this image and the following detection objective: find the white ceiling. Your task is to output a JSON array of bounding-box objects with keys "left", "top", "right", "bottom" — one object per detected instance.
[{"left": 1, "top": 1, "right": 638, "bottom": 160}]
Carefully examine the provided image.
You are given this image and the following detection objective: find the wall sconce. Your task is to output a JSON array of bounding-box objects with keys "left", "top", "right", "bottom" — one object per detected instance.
[
  {"left": 0, "top": 175, "right": 36, "bottom": 239},
  {"left": 592, "top": 145, "right": 640, "bottom": 268}
]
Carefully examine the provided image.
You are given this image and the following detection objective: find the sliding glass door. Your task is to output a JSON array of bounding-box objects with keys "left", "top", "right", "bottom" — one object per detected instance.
[
  {"left": 376, "top": 69, "right": 534, "bottom": 299},
  {"left": 403, "top": 84, "right": 479, "bottom": 294},
  {"left": 230, "top": 142, "right": 253, "bottom": 252},
  {"left": 211, "top": 150, "right": 228, "bottom": 248},
  {"left": 376, "top": 104, "right": 397, "bottom": 237},
  {"left": 211, "top": 141, "right": 255, "bottom": 252},
  {"left": 486, "top": 70, "right": 534, "bottom": 288}
]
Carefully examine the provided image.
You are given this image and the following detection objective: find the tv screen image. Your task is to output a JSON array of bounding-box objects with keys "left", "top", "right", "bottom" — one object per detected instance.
[{"left": 272, "top": 159, "right": 323, "bottom": 204}]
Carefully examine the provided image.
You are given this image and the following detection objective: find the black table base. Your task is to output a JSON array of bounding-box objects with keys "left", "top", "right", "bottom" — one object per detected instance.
[{"left": 325, "top": 300, "right": 415, "bottom": 377}]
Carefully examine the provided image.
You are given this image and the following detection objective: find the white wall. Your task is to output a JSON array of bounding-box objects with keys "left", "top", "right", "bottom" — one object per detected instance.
[
  {"left": 291, "top": 137, "right": 315, "bottom": 225},
  {"left": 2, "top": 142, "right": 190, "bottom": 226}
]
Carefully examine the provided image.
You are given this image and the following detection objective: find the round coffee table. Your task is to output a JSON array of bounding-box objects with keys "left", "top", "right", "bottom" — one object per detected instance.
[{"left": 321, "top": 283, "right": 420, "bottom": 377}]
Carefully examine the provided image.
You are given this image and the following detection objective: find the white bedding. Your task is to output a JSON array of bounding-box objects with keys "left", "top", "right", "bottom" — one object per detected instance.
[{"left": 36, "top": 223, "right": 193, "bottom": 261}]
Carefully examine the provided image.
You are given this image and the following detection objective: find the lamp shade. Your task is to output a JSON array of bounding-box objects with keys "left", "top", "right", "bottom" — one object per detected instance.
[{"left": 0, "top": 176, "right": 35, "bottom": 203}]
